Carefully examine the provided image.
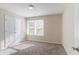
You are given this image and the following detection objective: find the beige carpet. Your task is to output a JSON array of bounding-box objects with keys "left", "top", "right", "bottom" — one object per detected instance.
[{"left": 0, "top": 41, "right": 67, "bottom": 55}]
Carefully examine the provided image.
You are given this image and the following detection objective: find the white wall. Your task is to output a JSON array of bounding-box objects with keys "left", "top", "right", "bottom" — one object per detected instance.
[
  {"left": 63, "top": 4, "right": 79, "bottom": 55},
  {"left": 74, "top": 4, "right": 79, "bottom": 48},
  {"left": 0, "top": 10, "right": 5, "bottom": 50},
  {"left": 26, "top": 14, "right": 62, "bottom": 44}
]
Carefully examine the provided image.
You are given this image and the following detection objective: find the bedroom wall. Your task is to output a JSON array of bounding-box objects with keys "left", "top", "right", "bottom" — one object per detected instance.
[
  {"left": 0, "top": 10, "right": 5, "bottom": 49},
  {"left": 26, "top": 14, "right": 62, "bottom": 44}
]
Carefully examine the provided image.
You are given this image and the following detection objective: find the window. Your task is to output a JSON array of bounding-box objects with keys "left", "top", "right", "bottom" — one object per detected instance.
[{"left": 27, "top": 20, "right": 44, "bottom": 36}]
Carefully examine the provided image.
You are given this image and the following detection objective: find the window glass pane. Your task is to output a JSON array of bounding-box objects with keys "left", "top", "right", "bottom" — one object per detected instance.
[
  {"left": 36, "top": 28, "right": 43, "bottom": 35},
  {"left": 29, "top": 21, "right": 35, "bottom": 28},
  {"left": 35, "top": 20, "right": 44, "bottom": 36},
  {"left": 36, "top": 20, "right": 43, "bottom": 28},
  {"left": 27, "top": 21, "right": 35, "bottom": 35},
  {"left": 29, "top": 28, "right": 35, "bottom": 35}
]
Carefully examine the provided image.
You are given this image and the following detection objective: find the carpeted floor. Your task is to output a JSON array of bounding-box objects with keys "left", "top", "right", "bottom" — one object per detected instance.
[{"left": 0, "top": 41, "right": 67, "bottom": 55}]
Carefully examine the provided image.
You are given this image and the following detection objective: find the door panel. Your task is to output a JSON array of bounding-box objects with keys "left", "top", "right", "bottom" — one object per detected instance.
[
  {"left": 5, "top": 14, "right": 16, "bottom": 48},
  {"left": 14, "top": 18, "right": 21, "bottom": 45}
]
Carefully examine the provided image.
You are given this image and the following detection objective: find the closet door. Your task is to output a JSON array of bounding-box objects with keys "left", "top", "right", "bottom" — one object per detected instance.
[
  {"left": 14, "top": 18, "right": 21, "bottom": 45},
  {"left": 5, "top": 14, "right": 16, "bottom": 48},
  {"left": 0, "top": 12, "right": 5, "bottom": 50}
]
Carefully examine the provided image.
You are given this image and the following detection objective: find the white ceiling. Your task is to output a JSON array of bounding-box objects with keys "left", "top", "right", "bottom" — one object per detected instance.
[{"left": 0, "top": 3, "right": 66, "bottom": 17}]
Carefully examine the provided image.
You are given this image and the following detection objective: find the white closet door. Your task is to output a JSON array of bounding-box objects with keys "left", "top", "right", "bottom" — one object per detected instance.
[
  {"left": 14, "top": 18, "right": 22, "bottom": 45},
  {"left": 5, "top": 14, "right": 16, "bottom": 48},
  {"left": 14, "top": 18, "right": 26, "bottom": 45}
]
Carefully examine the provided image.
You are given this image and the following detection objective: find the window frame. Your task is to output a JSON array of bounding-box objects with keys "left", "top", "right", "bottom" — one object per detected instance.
[{"left": 27, "top": 19, "right": 44, "bottom": 36}]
